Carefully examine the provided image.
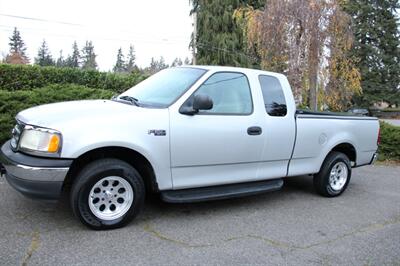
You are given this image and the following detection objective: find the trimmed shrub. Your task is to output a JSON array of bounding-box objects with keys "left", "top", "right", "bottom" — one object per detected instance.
[
  {"left": 0, "top": 64, "right": 147, "bottom": 93},
  {"left": 0, "top": 84, "right": 113, "bottom": 144},
  {"left": 378, "top": 121, "right": 400, "bottom": 161}
]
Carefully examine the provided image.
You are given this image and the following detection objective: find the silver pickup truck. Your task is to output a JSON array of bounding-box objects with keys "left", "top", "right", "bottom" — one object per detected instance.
[{"left": 0, "top": 66, "right": 379, "bottom": 229}]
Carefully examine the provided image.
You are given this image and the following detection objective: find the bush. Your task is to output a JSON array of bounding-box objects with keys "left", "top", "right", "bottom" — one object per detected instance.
[
  {"left": 0, "top": 64, "right": 147, "bottom": 93},
  {"left": 378, "top": 121, "right": 400, "bottom": 161},
  {"left": 0, "top": 84, "right": 113, "bottom": 144}
]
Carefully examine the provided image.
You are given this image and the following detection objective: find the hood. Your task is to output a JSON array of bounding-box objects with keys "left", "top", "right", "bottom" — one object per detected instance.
[{"left": 16, "top": 100, "right": 155, "bottom": 130}]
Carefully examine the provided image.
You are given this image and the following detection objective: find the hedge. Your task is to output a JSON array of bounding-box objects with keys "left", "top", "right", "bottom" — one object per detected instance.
[
  {"left": 0, "top": 64, "right": 146, "bottom": 93},
  {"left": 378, "top": 121, "right": 400, "bottom": 161},
  {"left": 0, "top": 84, "right": 113, "bottom": 144}
]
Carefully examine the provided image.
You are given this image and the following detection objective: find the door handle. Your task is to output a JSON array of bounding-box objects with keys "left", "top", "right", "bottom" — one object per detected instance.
[{"left": 247, "top": 126, "right": 262, "bottom": 136}]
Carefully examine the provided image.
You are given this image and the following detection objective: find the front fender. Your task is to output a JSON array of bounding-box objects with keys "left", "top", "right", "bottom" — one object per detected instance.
[{"left": 58, "top": 108, "right": 172, "bottom": 190}]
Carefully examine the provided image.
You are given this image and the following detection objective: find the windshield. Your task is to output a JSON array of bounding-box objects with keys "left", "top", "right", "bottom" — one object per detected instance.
[{"left": 120, "top": 67, "right": 207, "bottom": 107}]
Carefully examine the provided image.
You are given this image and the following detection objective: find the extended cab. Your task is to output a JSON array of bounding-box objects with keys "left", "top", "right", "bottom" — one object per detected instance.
[{"left": 0, "top": 66, "right": 379, "bottom": 229}]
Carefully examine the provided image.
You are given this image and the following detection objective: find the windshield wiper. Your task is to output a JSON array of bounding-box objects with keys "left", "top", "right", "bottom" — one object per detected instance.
[{"left": 116, "top": 95, "right": 140, "bottom": 106}]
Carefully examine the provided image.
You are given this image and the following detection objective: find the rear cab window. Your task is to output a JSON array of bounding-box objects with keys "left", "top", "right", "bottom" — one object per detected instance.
[{"left": 258, "top": 75, "right": 287, "bottom": 116}]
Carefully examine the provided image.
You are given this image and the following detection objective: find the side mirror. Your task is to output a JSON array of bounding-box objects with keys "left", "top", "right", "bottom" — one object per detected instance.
[
  {"left": 179, "top": 94, "right": 213, "bottom": 115},
  {"left": 193, "top": 94, "right": 213, "bottom": 111}
]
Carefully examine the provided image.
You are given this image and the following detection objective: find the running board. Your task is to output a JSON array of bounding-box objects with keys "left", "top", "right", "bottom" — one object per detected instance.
[{"left": 161, "top": 179, "right": 284, "bottom": 203}]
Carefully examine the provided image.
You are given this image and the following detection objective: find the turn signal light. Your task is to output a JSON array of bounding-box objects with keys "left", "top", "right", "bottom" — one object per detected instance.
[{"left": 48, "top": 135, "right": 60, "bottom": 152}]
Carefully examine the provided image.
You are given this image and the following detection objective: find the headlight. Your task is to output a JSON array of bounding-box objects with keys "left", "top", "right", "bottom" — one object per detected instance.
[
  {"left": 19, "top": 125, "right": 62, "bottom": 156},
  {"left": 10, "top": 121, "right": 24, "bottom": 150}
]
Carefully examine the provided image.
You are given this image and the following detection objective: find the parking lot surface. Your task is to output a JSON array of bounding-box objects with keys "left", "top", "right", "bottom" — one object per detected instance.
[{"left": 0, "top": 165, "right": 399, "bottom": 265}]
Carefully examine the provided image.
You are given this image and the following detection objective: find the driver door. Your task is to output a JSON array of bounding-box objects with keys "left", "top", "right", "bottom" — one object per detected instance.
[{"left": 169, "top": 72, "right": 264, "bottom": 189}]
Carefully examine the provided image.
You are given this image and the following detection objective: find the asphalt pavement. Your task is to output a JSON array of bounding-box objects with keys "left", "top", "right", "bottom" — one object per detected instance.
[{"left": 0, "top": 165, "right": 399, "bottom": 265}]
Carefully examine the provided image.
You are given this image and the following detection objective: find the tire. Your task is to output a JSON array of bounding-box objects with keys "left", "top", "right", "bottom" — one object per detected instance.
[
  {"left": 313, "top": 151, "right": 352, "bottom": 197},
  {"left": 70, "top": 158, "right": 145, "bottom": 230}
]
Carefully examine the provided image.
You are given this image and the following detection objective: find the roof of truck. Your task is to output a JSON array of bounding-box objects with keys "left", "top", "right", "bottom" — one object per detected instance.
[{"left": 178, "top": 65, "right": 284, "bottom": 78}]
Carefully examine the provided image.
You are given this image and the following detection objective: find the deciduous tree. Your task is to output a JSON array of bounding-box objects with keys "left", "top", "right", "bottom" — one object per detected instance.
[
  {"left": 325, "top": 4, "right": 361, "bottom": 111},
  {"left": 235, "top": 0, "right": 361, "bottom": 110}
]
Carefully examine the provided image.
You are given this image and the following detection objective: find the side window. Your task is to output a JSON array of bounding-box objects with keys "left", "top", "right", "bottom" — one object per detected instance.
[
  {"left": 259, "top": 75, "right": 287, "bottom": 116},
  {"left": 194, "top": 72, "right": 253, "bottom": 115}
]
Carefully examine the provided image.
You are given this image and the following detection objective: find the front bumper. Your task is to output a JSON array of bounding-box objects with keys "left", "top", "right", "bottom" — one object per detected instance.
[{"left": 0, "top": 140, "right": 73, "bottom": 200}]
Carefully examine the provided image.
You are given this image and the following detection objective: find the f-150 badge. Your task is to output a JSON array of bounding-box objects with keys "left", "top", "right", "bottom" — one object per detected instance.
[{"left": 148, "top": 129, "right": 166, "bottom": 136}]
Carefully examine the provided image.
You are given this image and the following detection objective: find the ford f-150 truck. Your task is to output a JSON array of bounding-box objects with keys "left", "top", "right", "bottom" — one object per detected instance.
[{"left": 0, "top": 66, "right": 379, "bottom": 229}]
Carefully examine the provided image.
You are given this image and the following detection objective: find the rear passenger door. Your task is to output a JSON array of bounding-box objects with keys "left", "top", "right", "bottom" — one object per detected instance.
[{"left": 256, "top": 75, "right": 296, "bottom": 179}]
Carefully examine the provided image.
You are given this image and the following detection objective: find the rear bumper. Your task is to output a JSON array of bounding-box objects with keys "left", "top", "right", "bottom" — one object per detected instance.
[
  {"left": 0, "top": 140, "right": 73, "bottom": 200},
  {"left": 353, "top": 152, "right": 378, "bottom": 168},
  {"left": 369, "top": 153, "right": 378, "bottom": 165}
]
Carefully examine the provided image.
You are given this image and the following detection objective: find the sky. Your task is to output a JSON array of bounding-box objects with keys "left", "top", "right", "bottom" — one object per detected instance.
[{"left": 0, "top": 0, "right": 194, "bottom": 71}]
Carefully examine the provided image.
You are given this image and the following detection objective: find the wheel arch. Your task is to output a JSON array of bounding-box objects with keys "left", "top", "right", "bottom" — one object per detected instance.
[
  {"left": 312, "top": 142, "right": 358, "bottom": 175},
  {"left": 330, "top": 142, "right": 357, "bottom": 164},
  {"left": 63, "top": 146, "right": 159, "bottom": 194}
]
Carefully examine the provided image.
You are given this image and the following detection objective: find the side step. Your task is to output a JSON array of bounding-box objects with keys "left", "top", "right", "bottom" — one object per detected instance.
[{"left": 161, "top": 179, "right": 284, "bottom": 203}]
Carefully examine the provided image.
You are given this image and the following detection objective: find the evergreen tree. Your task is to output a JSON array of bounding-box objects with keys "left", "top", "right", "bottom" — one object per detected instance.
[
  {"left": 171, "top": 58, "right": 183, "bottom": 67},
  {"left": 35, "top": 40, "right": 55, "bottom": 66},
  {"left": 343, "top": 0, "right": 400, "bottom": 106},
  {"left": 66, "top": 41, "right": 80, "bottom": 68},
  {"left": 7, "top": 27, "right": 29, "bottom": 64},
  {"left": 56, "top": 50, "right": 65, "bottom": 67},
  {"left": 190, "top": 0, "right": 264, "bottom": 67},
  {"left": 157, "top": 56, "right": 168, "bottom": 69},
  {"left": 148, "top": 57, "right": 169, "bottom": 74},
  {"left": 81, "top": 41, "right": 97, "bottom": 70},
  {"left": 113, "top": 48, "right": 126, "bottom": 72},
  {"left": 125, "top": 45, "right": 136, "bottom": 72},
  {"left": 184, "top": 57, "right": 191, "bottom": 65}
]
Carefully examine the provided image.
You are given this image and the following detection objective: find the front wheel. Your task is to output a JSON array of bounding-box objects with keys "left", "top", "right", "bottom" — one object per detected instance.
[
  {"left": 313, "top": 151, "right": 352, "bottom": 197},
  {"left": 70, "top": 158, "right": 145, "bottom": 230}
]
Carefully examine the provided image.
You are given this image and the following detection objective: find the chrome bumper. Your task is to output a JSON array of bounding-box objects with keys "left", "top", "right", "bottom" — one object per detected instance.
[
  {"left": 0, "top": 145, "right": 69, "bottom": 182},
  {"left": 0, "top": 140, "right": 72, "bottom": 200}
]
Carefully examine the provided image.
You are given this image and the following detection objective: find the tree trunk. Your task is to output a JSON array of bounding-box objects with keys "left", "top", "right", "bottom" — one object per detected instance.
[{"left": 308, "top": 19, "right": 319, "bottom": 111}]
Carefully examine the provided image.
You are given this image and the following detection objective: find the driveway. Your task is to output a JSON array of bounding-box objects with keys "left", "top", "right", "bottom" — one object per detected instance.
[
  {"left": 381, "top": 119, "right": 400, "bottom": 127},
  {"left": 0, "top": 165, "right": 399, "bottom": 265}
]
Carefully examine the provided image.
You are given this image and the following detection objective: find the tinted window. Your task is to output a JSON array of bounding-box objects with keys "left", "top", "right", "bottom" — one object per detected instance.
[
  {"left": 194, "top": 72, "right": 252, "bottom": 115},
  {"left": 259, "top": 75, "right": 287, "bottom": 116}
]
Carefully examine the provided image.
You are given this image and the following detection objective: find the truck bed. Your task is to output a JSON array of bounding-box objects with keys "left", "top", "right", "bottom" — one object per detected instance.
[
  {"left": 296, "top": 109, "right": 378, "bottom": 120},
  {"left": 287, "top": 109, "right": 379, "bottom": 177}
]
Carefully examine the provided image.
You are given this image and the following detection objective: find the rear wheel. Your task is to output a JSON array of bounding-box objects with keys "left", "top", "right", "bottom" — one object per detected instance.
[
  {"left": 313, "top": 152, "right": 351, "bottom": 197},
  {"left": 70, "top": 158, "right": 145, "bottom": 230}
]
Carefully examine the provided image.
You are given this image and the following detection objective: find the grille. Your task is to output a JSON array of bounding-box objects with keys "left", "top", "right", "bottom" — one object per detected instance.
[{"left": 10, "top": 121, "right": 24, "bottom": 151}]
